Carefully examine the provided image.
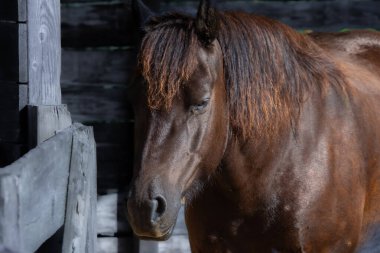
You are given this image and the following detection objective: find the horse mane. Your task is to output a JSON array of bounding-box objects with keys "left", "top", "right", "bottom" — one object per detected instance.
[{"left": 139, "top": 11, "right": 346, "bottom": 139}]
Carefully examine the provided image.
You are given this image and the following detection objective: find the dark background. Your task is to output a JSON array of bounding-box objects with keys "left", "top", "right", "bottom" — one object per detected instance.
[{"left": 59, "top": 0, "right": 380, "bottom": 251}]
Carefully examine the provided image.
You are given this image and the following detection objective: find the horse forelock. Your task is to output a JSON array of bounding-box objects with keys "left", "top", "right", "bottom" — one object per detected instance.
[
  {"left": 139, "top": 13, "right": 199, "bottom": 109},
  {"left": 139, "top": 11, "right": 346, "bottom": 139}
]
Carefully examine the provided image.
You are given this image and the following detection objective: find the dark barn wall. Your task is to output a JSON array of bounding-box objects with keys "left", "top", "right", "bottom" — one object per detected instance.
[{"left": 60, "top": 0, "right": 380, "bottom": 252}]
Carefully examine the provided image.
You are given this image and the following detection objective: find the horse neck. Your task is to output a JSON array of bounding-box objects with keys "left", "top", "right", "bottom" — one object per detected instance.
[{"left": 213, "top": 123, "right": 290, "bottom": 204}]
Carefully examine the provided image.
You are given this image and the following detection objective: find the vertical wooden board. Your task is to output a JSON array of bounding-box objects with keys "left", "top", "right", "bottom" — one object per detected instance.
[
  {"left": 19, "top": 84, "right": 28, "bottom": 110},
  {"left": 28, "top": 0, "right": 62, "bottom": 105},
  {"left": 0, "top": 23, "right": 19, "bottom": 82},
  {"left": 18, "top": 0, "right": 27, "bottom": 22},
  {"left": 28, "top": 105, "right": 72, "bottom": 148},
  {"left": 0, "top": 176, "right": 21, "bottom": 252},
  {"left": 0, "top": 127, "right": 74, "bottom": 252},
  {"left": 62, "top": 124, "right": 97, "bottom": 253},
  {"left": 18, "top": 23, "right": 28, "bottom": 83},
  {"left": 61, "top": 2, "right": 131, "bottom": 48},
  {"left": 86, "top": 128, "right": 97, "bottom": 253}
]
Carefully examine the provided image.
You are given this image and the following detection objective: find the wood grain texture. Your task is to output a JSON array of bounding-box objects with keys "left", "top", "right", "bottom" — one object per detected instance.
[
  {"left": 61, "top": 2, "right": 131, "bottom": 47},
  {"left": 0, "top": 126, "right": 73, "bottom": 252},
  {"left": 28, "top": 105, "right": 72, "bottom": 148},
  {"left": 18, "top": 23, "right": 27, "bottom": 83},
  {"left": 28, "top": 0, "right": 62, "bottom": 105},
  {"left": 61, "top": 82, "right": 132, "bottom": 123},
  {"left": 61, "top": 49, "right": 137, "bottom": 85},
  {"left": 61, "top": 1, "right": 380, "bottom": 48},
  {"left": 62, "top": 124, "right": 97, "bottom": 253}
]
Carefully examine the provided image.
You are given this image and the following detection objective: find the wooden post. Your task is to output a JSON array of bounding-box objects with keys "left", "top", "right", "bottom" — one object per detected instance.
[
  {"left": 28, "top": 105, "right": 72, "bottom": 148},
  {"left": 0, "top": 127, "right": 74, "bottom": 252},
  {"left": 26, "top": 0, "right": 70, "bottom": 150},
  {"left": 62, "top": 124, "right": 97, "bottom": 253},
  {"left": 27, "top": 0, "right": 61, "bottom": 105}
]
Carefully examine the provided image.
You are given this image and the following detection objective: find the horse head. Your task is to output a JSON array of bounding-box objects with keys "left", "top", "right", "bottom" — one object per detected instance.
[{"left": 126, "top": 0, "right": 229, "bottom": 240}]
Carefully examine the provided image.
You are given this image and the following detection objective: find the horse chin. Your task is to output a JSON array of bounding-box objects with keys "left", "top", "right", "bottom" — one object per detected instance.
[{"left": 137, "top": 225, "right": 175, "bottom": 241}]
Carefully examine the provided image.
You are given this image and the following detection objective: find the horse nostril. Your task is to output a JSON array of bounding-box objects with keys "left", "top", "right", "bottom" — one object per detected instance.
[{"left": 150, "top": 195, "right": 167, "bottom": 223}]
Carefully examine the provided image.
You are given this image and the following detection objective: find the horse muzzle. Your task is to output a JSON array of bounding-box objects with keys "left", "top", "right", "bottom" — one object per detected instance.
[{"left": 126, "top": 191, "right": 179, "bottom": 241}]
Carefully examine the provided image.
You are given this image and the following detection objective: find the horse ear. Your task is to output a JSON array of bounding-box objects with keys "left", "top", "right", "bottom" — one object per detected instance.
[
  {"left": 195, "top": 0, "right": 219, "bottom": 46},
  {"left": 131, "top": 0, "right": 155, "bottom": 34}
]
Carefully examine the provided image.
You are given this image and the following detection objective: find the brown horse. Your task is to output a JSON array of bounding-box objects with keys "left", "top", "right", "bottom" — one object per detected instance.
[{"left": 126, "top": 0, "right": 380, "bottom": 252}]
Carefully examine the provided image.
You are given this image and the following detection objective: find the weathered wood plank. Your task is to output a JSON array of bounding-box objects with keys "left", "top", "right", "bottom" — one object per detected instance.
[
  {"left": 61, "top": 1, "right": 380, "bottom": 48},
  {"left": 97, "top": 237, "right": 133, "bottom": 253},
  {"left": 61, "top": 49, "right": 137, "bottom": 85},
  {"left": 28, "top": 105, "right": 72, "bottom": 148},
  {"left": 19, "top": 84, "right": 28, "bottom": 110},
  {"left": 61, "top": 2, "right": 131, "bottom": 47},
  {"left": 28, "top": 0, "right": 62, "bottom": 105},
  {"left": 86, "top": 129, "right": 97, "bottom": 253},
  {"left": 61, "top": 82, "right": 132, "bottom": 123},
  {"left": 0, "top": 126, "right": 74, "bottom": 252},
  {"left": 62, "top": 124, "right": 97, "bottom": 253},
  {"left": 18, "top": 23, "right": 27, "bottom": 83}
]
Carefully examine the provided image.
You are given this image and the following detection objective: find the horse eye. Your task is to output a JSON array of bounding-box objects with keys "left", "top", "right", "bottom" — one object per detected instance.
[{"left": 190, "top": 98, "right": 210, "bottom": 114}]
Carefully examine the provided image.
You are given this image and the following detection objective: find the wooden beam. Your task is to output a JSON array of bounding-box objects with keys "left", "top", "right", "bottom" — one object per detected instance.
[
  {"left": 0, "top": 126, "right": 74, "bottom": 252},
  {"left": 27, "top": 0, "right": 62, "bottom": 105},
  {"left": 28, "top": 105, "right": 72, "bottom": 148},
  {"left": 62, "top": 124, "right": 97, "bottom": 253}
]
